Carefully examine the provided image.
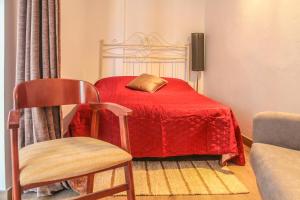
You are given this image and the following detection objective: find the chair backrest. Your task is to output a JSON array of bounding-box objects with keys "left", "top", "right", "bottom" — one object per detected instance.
[{"left": 13, "top": 79, "right": 100, "bottom": 109}]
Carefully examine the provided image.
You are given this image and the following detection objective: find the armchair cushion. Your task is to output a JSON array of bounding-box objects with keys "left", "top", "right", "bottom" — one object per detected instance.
[
  {"left": 250, "top": 143, "right": 300, "bottom": 200},
  {"left": 19, "top": 137, "right": 132, "bottom": 187}
]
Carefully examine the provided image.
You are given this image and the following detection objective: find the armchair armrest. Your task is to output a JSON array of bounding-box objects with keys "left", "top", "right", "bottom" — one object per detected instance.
[
  {"left": 7, "top": 110, "right": 20, "bottom": 130},
  {"left": 253, "top": 112, "right": 300, "bottom": 150},
  {"left": 89, "top": 102, "right": 133, "bottom": 152}
]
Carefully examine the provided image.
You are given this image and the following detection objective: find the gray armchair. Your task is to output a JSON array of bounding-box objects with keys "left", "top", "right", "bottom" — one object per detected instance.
[{"left": 250, "top": 112, "right": 300, "bottom": 200}]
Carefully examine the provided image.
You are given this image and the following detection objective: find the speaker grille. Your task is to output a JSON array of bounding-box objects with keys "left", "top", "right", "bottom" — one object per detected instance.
[{"left": 191, "top": 33, "right": 204, "bottom": 71}]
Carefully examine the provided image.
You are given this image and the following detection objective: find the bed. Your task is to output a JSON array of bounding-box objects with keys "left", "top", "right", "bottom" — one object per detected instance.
[
  {"left": 68, "top": 76, "right": 245, "bottom": 165},
  {"left": 68, "top": 33, "right": 245, "bottom": 165}
]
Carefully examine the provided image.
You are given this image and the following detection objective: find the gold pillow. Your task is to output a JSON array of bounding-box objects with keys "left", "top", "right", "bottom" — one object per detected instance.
[{"left": 126, "top": 74, "right": 168, "bottom": 93}]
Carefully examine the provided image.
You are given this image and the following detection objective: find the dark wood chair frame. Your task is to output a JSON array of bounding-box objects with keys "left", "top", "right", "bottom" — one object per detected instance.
[{"left": 7, "top": 78, "right": 136, "bottom": 200}]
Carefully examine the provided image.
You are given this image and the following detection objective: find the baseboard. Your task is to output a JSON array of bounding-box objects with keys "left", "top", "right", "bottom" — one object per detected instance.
[
  {"left": 0, "top": 187, "right": 12, "bottom": 200},
  {"left": 242, "top": 135, "right": 253, "bottom": 147}
]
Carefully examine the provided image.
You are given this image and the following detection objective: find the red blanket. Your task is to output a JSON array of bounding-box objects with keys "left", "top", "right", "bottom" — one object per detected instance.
[{"left": 69, "top": 76, "right": 245, "bottom": 165}]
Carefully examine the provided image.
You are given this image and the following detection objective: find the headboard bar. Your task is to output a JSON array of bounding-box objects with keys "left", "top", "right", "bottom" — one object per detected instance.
[
  {"left": 103, "top": 43, "right": 186, "bottom": 49},
  {"left": 102, "top": 56, "right": 186, "bottom": 60},
  {"left": 121, "top": 61, "right": 186, "bottom": 63}
]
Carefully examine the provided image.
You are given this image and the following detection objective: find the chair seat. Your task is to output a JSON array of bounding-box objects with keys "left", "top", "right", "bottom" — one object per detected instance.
[{"left": 19, "top": 137, "right": 132, "bottom": 187}]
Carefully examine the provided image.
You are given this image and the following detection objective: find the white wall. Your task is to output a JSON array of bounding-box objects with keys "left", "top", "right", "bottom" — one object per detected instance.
[
  {"left": 61, "top": 0, "right": 205, "bottom": 84},
  {"left": 204, "top": 0, "right": 300, "bottom": 138},
  {"left": 0, "top": 0, "right": 16, "bottom": 191},
  {"left": 0, "top": 0, "right": 6, "bottom": 190},
  {"left": 125, "top": 0, "right": 205, "bottom": 44},
  {"left": 61, "top": 0, "right": 124, "bottom": 83}
]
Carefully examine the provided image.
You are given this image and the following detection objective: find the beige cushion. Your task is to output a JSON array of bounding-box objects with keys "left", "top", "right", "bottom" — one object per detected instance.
[
  {"left": 19, "top": 137, "right": 132, "bottom": 187},
  {"left": 126, "top": 73, "right": 168, "bottom": 93}
]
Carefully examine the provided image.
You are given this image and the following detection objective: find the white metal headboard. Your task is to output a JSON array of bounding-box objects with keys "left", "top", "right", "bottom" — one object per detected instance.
[{"left": 99, "top": 32, "right": 190, "bottom": 82}]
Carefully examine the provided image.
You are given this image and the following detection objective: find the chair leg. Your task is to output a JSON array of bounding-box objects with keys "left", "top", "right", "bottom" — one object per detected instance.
[
  {"left": 10, "top": 129, "right": 21, "bottom": 200},
  {"left": 12, "top": 184, "right": 21, "bottom": 200},
  {"left": 124, "top": 161, "right": 135, "bottom": 200},
  {"left": 86, "top": 174, "right": 95, "bottom": 194}
]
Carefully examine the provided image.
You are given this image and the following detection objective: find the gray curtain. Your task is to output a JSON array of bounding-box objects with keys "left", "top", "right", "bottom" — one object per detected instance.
[{"left": 16, "top": 0, "right": 64, "bottom": 196}]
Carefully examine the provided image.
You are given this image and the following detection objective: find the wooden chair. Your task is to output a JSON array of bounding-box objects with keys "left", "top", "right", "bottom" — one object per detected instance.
[{"left": 7, "top": 78, "right": 135, "bottom": 200}]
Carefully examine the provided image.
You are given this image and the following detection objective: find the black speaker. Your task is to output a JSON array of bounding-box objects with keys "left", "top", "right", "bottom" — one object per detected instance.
[{"left": 191, "top": 33, "right": 204, "bottom": 71}]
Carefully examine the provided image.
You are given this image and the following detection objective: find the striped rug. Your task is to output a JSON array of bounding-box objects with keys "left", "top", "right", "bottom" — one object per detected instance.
[{"left": 93, "top": 160, "right": 249, "bottom": 195}]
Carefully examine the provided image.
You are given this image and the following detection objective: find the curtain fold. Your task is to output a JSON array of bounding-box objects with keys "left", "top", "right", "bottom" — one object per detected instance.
[{"left": 16, "top": 0, "right": 63, "bottom": 196}]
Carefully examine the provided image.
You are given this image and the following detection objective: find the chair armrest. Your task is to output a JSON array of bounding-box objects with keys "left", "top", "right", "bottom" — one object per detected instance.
[
  {"left": 89, "top": 102, "right": 132, "bottom": 116},
  {"left": 7, "top": 110, "right": 20, "bottom": 130},
  {"left": 253, "top": 112, "right": 300, "bottom": 150},
  {"left": 89, "top": 102, "right": 133, "bottom": 152}
]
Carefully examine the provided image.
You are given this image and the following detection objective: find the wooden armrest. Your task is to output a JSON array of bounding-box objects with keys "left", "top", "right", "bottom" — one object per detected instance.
[
  {"left": 7, "top": 110, "right": 20, "bottom": 129},
  {"left": 89, "top": 102, "right": 132, "bottom": 152},
  {"left": 89, "top": 102, "right": 132, "bottom": 116}
]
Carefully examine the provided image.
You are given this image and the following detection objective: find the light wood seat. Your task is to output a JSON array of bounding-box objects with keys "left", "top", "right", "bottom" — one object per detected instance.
[{"left": 19, "top": 137, "right": 132, "bottom": 187}]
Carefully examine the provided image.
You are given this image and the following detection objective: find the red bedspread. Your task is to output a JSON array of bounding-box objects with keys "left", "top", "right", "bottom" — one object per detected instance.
[{"left": 69, "top": 76, "right": 245, "bottom": 165}]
